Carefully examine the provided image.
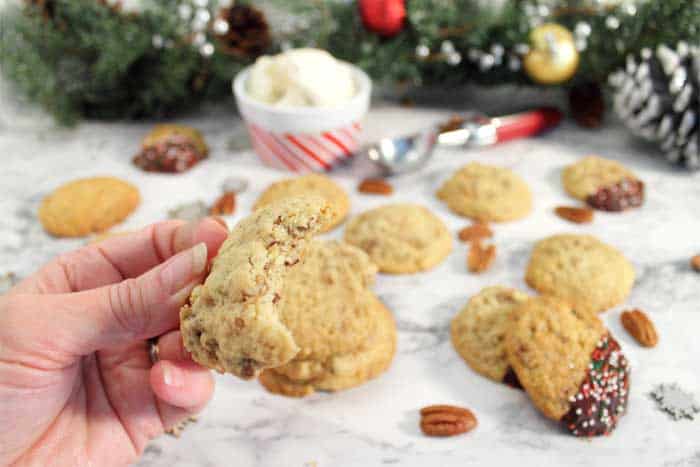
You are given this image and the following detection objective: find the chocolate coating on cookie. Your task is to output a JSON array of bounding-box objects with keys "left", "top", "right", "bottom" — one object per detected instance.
[
  {"left": 586, "top": 178, "right": 644, "bottom": 212},
  {"left": 561, "top": 334, "right": 630, "bottom": 437}
]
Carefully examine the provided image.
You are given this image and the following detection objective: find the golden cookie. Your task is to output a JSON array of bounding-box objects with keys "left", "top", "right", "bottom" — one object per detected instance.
[
  {"left": 525, "top": 234, "right": 635, "bottom": 313},
  {"left": 258, "top": 240, "right": 396, "bottom": 396},
  {"left": 38, "top": 177, "right": 140, "bottom": 237},
  {"left": 180, "top": 196, "right": 333, "bottom": 379},
  {"left": 260, "top": 296, "right": 396, "bottom": 397},
  {"left": 343, "top": 203, "right": 452, "bottom": 274},
  {"left": 505, "top": 296, "right": 630, "bottom": 436},
  {"left": 450, "top": 286, "right": 530, "bottom": 383},
  {"left": 562, "top": 155, "right": 637, "bottom": 201},
  {"left": 436, "top": 162, "right": 532, "bottom": 222},
  {"left": 142, "top": 124, "right": 209, "bottom": 156},
  {"left": 562, "top": 156, "right": 644, "bottom": 211},
  {"left": 254, "top": 174, "right": 350, "bottom": 232}
]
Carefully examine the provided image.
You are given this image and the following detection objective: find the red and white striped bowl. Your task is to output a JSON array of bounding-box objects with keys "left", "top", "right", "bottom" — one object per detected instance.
[{"left": 233, "top": 64, "right": 371, "bottom": 172}]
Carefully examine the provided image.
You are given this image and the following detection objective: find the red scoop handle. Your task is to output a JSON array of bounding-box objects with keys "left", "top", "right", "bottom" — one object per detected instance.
[{"left": 493, "top": 107, "right": 563, "bottom": 143}]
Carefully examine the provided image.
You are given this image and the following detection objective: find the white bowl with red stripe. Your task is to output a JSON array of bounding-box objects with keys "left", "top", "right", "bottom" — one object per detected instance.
[{"left": 233, "top": 64, "right": 371, "bottom": 172}]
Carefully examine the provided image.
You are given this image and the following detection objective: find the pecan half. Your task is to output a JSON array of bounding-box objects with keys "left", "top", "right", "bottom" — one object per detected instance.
[
  {"left": 467, "top": 241, "right": 496, "bottom": 273},
  {"left": 210, "top": 192, "right": 236, "bottom": 215},
  {"left": 554, "top": 206, "right": 594, "bottom": 224},
  {"left": 458, "top": 222, "right": 493, "bottom": 243},
  {"left": 691, "top": 255, "right": 700, "bottom": 272},
  {"left": 420, "top": 405, "right": 477, "bottom": 437},
  {"left": 358, "top": 178, "right": 393, "bottom": 195},
  {"left": 620, "top": 309, "right": 658, "bottom": 348}
]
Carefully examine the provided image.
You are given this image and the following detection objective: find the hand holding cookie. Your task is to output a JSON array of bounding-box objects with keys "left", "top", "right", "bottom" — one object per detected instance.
[{"left": 0, "top": 218, "right": 228, "bottom": 466}]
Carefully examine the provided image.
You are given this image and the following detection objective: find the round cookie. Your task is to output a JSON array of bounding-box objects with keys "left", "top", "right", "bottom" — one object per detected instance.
[
  {"left": 258, "top": 240, "right": 396, "bottom": 396},
  {"left": 39, "top": 177, "right": 140, "bottom": 237},
  {"left": 254, "top": 174, "right": 350, "bottom": 232},
  {"left": 505, "top": 296, "right": 630, "bottom": 436},
  {"left": 343, "top": 203, "right": 452, "bottom": 274},
  {"left": 436, "top": 162, "right": 532, "bottom": 222},
  {"left": 525, "top": 234, "right": 634, "bottom": 313},
  {"left": 260, "top": 295, "right": 396, "bottom": 397},
  {"left": 450, "top": 286, "right": 530, "bottom": 383},
  {"left": 562, "top": 155, "right": 644, "bottom": 211},
  {"left": 180, "top": 196, "right": 333, "bottom": 379}
]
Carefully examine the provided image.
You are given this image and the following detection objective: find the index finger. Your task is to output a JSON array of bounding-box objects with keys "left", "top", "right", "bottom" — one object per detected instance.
[{"left": 13, "top": 218, "right": 228, "bottom": 294}]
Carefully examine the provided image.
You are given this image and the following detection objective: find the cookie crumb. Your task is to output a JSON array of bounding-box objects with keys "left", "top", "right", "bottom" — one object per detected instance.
[{"left": 165, "top": 416, "right": 198, "bottom": 437}]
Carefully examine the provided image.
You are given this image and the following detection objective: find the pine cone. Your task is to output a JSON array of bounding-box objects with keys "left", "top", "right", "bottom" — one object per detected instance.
[
  {"left": 215, "top": 5, "right": 271, "bottom": 59},
  {"left": 610, "top": 43, "right": 700, "bottom": 171}
]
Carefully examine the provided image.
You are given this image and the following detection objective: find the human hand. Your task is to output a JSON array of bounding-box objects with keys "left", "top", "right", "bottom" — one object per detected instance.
[{"left": 0, "top": 218, "right": 228, "bottom": 466}]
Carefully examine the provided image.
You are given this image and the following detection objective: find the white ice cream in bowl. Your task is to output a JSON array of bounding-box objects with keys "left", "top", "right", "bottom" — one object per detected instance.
[{"left": 233, "top": 48, "right": 371, "bottom": 172}]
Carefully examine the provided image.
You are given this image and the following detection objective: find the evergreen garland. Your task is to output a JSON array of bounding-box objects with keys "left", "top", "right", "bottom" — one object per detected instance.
[{"left": 0, "top": 0, "right": 698, "bottom": 125}]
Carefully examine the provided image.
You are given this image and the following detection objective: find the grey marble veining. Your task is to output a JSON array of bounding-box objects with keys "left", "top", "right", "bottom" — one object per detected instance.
[{"left": 1, "top": 97, "right": 700, "bottom": 466}]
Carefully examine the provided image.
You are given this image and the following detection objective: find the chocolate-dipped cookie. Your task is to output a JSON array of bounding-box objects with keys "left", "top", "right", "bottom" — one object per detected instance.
[{"left": 505, "top": 296, "right": 630, "bottom": 437}]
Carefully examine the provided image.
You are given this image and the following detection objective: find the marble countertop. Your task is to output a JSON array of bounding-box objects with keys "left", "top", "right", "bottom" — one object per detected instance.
[{"left": 1, "top": 97, "right": 700, "bottom": 466}]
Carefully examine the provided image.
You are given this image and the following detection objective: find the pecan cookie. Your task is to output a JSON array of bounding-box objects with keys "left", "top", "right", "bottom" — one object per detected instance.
[
  {"left": 39, "top": 177, "right": 140, "bottom": 237},
  {"left": 343, "top": 204, "right": 452, "bottom": 274},
  {"left": 180, "top": 196, "right": 332, "bottom": 379},
  {"left": 505, "top": 296, "right": 630, "bottom": 436},
  {"left": 450, "top": 286, "right": 530, "bottom": 384},
  {"left": 254, "top": 174, "right": 350, "bottom": 232},
  {"left": 259, "top": 240, "right": 396, "bottom": 397},
  {"left": 436, "top": 163, "right": 532, "bottom": 222},
  {"left": 525, "top": 234, "right": 635, "bottom": 314},
  {"left": 562, "top": 156, "right": 644, "bottom": 211}
]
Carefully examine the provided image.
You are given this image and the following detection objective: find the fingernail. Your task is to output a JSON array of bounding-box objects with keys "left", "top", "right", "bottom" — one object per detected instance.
[
  {"left": 192, "top": 242, "right": 208, "bottom": 275},
  {"left": 162, "top": 363, "right": 184, "bottom": 388}
]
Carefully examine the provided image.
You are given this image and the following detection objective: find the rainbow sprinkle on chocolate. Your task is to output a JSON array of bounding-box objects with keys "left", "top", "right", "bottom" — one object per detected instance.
[{"left": 561, "top": 334, "right": 630, "bottom": 437}]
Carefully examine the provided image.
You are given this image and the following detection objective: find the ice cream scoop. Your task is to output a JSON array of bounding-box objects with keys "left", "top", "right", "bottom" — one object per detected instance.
[{"left": 362, "top": 108, "right": 563, "bottom": 175}]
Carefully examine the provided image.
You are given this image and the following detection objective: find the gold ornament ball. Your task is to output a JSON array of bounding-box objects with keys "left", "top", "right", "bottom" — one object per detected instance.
[{"left": 523, "top": 23, "right": 580, "bottom": 85}]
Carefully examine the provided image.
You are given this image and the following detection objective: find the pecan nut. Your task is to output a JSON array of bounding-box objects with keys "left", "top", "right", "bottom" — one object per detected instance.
[
  {"left": 358, "top": 178, "right": 393, "bottom": 195},
  {"left": 458, "top": 222, "right": 493, "bottom": 243},
  {"left": 210, "top": 192, "right": 236, "bottom": 215},
  {"left": 554, "top": 206, "right": 594, "bottom": 224},
  {"left": 420, "top": 405, "right": 477, "bottom": 437},
  {"left": 620, "top": 309, "right": 658, "bottom": 348},
  {"left": 467, "top": 241, "right": 496, "bottom": 273},
  {"left": 691, "top": 255, "right": 700, "bottom": 272}
]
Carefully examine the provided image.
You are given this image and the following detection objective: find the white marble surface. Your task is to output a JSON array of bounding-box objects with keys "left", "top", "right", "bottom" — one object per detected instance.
[{"left": 1, "top": 100, "right": 700, "bottom": 466}]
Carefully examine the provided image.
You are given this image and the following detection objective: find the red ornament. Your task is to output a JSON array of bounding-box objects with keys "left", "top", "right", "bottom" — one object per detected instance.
[{"left": 359, "top": 0, "right": 406, "bottom": 38}]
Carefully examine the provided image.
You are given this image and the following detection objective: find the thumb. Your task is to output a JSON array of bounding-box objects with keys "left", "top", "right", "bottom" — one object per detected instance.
[{"left": 40, "top": 243, "right": 208, "bottom": 356}]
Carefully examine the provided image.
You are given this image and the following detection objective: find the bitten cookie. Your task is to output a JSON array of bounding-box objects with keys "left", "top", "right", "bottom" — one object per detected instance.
[
  {"left": 450, "top": 286, "right": 530, "bottom": 384},
  {"left": 39, "top": 177, "right": 140, "bottom": 237},
  {"left": 525, "top": 234, "right": 635, "bottom": 313},
  {"left": 258, "top": 240, "right": 396, "bottom": 397},
  {"left": 436, "top": 162, "right": 532, "bottom": 222},
  {"left": 180, "top": 196, "right": 332, "bottom": 379},
  {"left": 343, "top": 203, "right": 452, "bottom": 274},
  {"left": 562, "top": 155, "right": 644, "bottom": 211},
  {"left": 254, "top": 174, "right": 350, "bottom": 232},
  {"left": 505, "top": 296, "right": 630, "bottom": 436}
]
